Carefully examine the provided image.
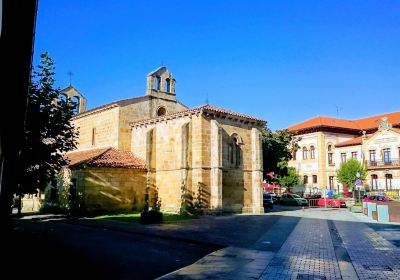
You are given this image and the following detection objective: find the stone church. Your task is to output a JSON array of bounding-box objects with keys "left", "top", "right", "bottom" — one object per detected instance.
[{"left": 49, "top": 67, "right": 265, "bottom": 214}]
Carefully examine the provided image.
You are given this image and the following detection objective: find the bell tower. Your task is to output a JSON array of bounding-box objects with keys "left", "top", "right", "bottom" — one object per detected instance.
[
  {"left": 61, "top": 85, "right": 87, "bottom": 114},
  {"left": 146, "top": 67, "right": 176, "bottom": 101}
]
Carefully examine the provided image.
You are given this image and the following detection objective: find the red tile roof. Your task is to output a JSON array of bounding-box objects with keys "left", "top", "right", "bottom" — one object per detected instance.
[
  {"left": 354, "top": 112, "right": 400, "bottom": 130},
  {"left": 335, "top": 136, "right": 363, "bottom": 148},
  {"left": 287, "top": 116, "right": 359, "bottom": 131},
  {"left": 288, "top": 112, "right": 400, "bottom": 132},
  {"left": 66, "top": 147, "right": 146, "bottom": 169},
  {"left": 131, "top": 104, "right": 265, "bottom": 127},
  {"left": 199, "top": 105, "right": 266, "bottom": 122}
]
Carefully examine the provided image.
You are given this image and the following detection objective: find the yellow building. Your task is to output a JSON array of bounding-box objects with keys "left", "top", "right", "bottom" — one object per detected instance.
[
  {"left": 288, "top": 113, "right": 400, "bottom": 194},
  {"left": 47, "top": 67, "right": 265, "bottom": 214}
]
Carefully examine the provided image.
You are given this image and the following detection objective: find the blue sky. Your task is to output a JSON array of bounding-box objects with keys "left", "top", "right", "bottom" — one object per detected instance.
[{"left": 34, "top": 1, "right": 400, "bottom": 130}]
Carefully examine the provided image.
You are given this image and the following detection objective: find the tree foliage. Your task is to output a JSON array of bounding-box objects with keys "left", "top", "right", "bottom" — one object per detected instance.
[
  {"left": 261, "top": 127, "right": 299, "bottom": 183},
  {"left": 336, "top": 159, "right": 367, "bottom": 190},
  {"left": 275, "top": 167, "right": 300, "bottom": 191},
  {"left": 16, "top": 53, "right": 78, "bottom": 196}
]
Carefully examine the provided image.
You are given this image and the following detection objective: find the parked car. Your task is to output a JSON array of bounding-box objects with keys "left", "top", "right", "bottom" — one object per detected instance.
[
  {"left": 363, "top": 195, "right": 393, "bottom": 203},
  {"left": 280, "top": 193, "right": 308, "bottom": 206},
  {"left": 316, "top": 198, "right": 346, "bottom": 208},
  {"left": 263, "top": 192, "right": 274, "bottom": 208},
  {"left": 303, "top": 194, "right": 321, "bottom": 200}
]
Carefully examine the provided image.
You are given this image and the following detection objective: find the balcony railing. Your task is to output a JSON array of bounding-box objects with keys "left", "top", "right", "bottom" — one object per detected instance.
[{"left": 367, "top": 159, "right": 400, "bottom": 168}]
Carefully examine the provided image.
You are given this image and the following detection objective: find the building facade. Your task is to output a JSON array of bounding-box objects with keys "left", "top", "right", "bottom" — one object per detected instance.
[
  {"left": 48, "top": 67, "right": 265, "bottom": 214},
  {"left": 288, "top": 113, "right": 400, "bottom": 194}
]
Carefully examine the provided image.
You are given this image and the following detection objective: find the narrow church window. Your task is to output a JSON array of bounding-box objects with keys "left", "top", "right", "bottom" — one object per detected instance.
[
  {"left": 157, "top": 107, "right": 166, "bottom": 116},
  {"left": 228, "top": 144, "right": 234, "bottom": 164},
  {"left": 235, "top": 144, "right": 241, "bottom": 167},
  {"left": 92, "top": 127, "right": 96, "bottom": 146},
  {"left": 164, "top": 78, "right": 171, "bottom": 92},
  {"left": 71, "top": 96, "right": 80, "bottom": 114},
  {"left": 154, "top": 76, "right": 161, "bottom": 90}
]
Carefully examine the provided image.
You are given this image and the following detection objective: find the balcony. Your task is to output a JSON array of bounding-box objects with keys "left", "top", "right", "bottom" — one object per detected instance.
[{"left": 367, "top": 159, "right": 400, "bottom": 169}]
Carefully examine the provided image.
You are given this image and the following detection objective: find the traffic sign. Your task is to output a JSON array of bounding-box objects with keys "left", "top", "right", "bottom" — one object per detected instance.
[{"left": 355, "top": 178, "right": 363, "bottom": 186}]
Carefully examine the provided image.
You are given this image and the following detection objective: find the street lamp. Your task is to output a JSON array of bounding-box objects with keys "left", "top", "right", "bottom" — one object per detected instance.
[{"left": 356, "top": 171, "right": 361, "bottom": 202}]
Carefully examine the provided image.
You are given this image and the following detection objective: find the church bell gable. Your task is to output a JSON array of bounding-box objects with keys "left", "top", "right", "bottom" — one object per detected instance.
[{"left": 146, "top": 67, "right": 176, "bottom": 101}]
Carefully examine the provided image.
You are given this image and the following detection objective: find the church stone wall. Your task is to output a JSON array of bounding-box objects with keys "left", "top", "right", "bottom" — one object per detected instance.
[
  {"left": 74, "top": 167, "right": 147, "bottom": 212},
  {"left": 119, "top": 97, "right": 187, "bottom": 151},
  {"left": 217, "top": 119, "right": 263, "bottom": 213},
  {"left": 72, "top": 107, "right": 120, "bottom": 150},
  {"left": 130, "top": 114, "right": 263, "bottom": 214}
]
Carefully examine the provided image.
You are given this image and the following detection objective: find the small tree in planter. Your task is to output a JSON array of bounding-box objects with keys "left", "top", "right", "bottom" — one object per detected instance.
[{"left": 337, "top": 159, "right": 367, "bottom": 200}]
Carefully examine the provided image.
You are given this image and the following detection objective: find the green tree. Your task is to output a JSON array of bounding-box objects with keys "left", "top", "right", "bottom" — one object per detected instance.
[
  {"left": 261, "top": 127, "right": 299, "bottom": 183},
  {"left": 275, "top": 167, "right": 300, "bottom": 191},
  {"left": 15, "top": 53, "right": 78, "bottom": 209},
  {"left": 336, "top": 159, "right": 367, "bottom": 191}
]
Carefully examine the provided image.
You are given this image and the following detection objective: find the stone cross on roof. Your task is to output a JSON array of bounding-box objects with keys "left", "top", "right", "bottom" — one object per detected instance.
[{"left": 379, "top": 117, "right": 391, "bottom": 131}]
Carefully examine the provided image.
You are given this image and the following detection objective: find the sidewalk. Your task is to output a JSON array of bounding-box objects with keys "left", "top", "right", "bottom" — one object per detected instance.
[{"left": 157, "top": 208, "right": 400, "bottom": 280}]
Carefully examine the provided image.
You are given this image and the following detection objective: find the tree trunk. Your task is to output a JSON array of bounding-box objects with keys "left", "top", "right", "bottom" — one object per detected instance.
[
  {"left": 0, "top": 158, "right": 15, "bottom": 233},
  {"left": 17, "top": 195, "right": 22, "bottom": 216}
]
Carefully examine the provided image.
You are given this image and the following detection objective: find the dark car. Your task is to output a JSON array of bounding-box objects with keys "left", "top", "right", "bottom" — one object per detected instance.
[
  {"left": 263, "top": 192, "right": 274, "bottom": 208},
  {"left": 280, "top": 193, "right": 308, "bottom": 206}
]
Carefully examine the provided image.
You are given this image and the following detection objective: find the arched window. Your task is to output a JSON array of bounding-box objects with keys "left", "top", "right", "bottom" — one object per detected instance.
[
  {"left": 303, "top": 175, "right": 308, "bottom": 185},
  {"left": 154, "top": 76, "right": 161, "bottom": 90},
  {"left": 164, "top": 78, "right": 171, "bottom": 92},
  {"left": 231, "top": 134, "right": 243, "bottom": 168},
  {"left": 302, "top": 147, "right": 308, "bottom": 160},
  {"left": 71, "top": 96, "right": 80, "bottom": 114},
  {"left": 59, "top": 93, "right": 68, "bottom": 102},
  {"left": 310, "top": 146, "right": 315, "bottom": 159},
  {"left": 157, "top": 107, "right": 166, "bottom": 116},
  {"left": 327, "top": 144, "right": 333, "bottom": 165},
  {"left": 371, "top": 174, "right": 378, "bottom": 190},
  {"left": 312, "top": 175, "right": 318, "bottom": 184},
  {"left": 385, "top": 174, "right": 393, "bottom": 190}
]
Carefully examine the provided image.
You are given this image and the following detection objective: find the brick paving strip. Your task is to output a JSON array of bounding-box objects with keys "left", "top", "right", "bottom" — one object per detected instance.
[
  {"left": 260, "top": 216, "right": 343, "bottom": 280},
  {"left": 159, "top": 209, "right": 400, "bottom": 280},
  {"left": 327, "top": 210, "right": 400, "bottom": 280}
]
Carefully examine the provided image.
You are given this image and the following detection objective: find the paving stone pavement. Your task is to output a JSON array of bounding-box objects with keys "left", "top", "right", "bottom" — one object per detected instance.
[
  {"left": 259, "top": 216, "right": 342, "bottom": 280},
  {"left": 326, "top": 210, "right": 400, "bottom": 280},
  {"left": 158, "top": 208, "right": 400, "bottom": 280}
]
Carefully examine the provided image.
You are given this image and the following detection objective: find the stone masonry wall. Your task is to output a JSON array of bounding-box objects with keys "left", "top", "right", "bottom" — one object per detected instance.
[
  {"left": 131, "top": 113, "right": 263, "bottom": 213},
  {"left": 120, "top": 97, "right": 187, "bottom": 151},
  {"left": 75, "top": 167, "right": 147, "bottom": 212},
  {"left": 72, "top": 107, "right": 120, "bottom": 150}
]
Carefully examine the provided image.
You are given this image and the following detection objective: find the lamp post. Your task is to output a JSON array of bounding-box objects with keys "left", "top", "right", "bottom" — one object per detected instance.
[{"left": 356, "top": 171, "right": 360, "bottom": 203}]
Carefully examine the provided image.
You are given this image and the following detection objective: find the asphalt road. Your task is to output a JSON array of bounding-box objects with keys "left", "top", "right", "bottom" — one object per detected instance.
[
  {"left": 4, "top": 206, "right": 336, "bottom": 280},
  {"left": 8, "top": 219, "right": 221, "bottom": 280}
]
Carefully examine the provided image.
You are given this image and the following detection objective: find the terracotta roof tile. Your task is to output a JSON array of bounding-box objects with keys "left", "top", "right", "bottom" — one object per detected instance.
[
  {"left": 66, "top": 148, "right": 146, "bottom": 169},
  {"left": 131, "top": 104, "right": 265, "bottom": 127},
  {"left": 354, "top": 112, "right": 400, "bottom": 130},
  {"left": 199, "top": 105, "right": 266, "bottom": 122},
  {"left": 288, "top": 112, "right": 400, "bottom": 132},
  {"left": 335, "top": 136, "right": 363, "bottom": 148},
  {"left": 287, "top": 116, "right": 359, "bottom": 131}
]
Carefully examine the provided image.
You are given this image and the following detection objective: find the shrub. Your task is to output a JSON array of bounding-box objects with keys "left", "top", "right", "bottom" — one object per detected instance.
[{"left": 139, "top": 210, "right": 163, "bottom": 224}]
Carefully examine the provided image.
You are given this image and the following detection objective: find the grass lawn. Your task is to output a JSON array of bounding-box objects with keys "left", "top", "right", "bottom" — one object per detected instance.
[{"left": 95, "top": 212, "right": 199, "bottom": 223}]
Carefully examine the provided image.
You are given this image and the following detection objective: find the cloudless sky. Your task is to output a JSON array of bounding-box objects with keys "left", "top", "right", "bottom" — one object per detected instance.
[{"left": 34, "top": 1, "right": 400, "bottom": 130}]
